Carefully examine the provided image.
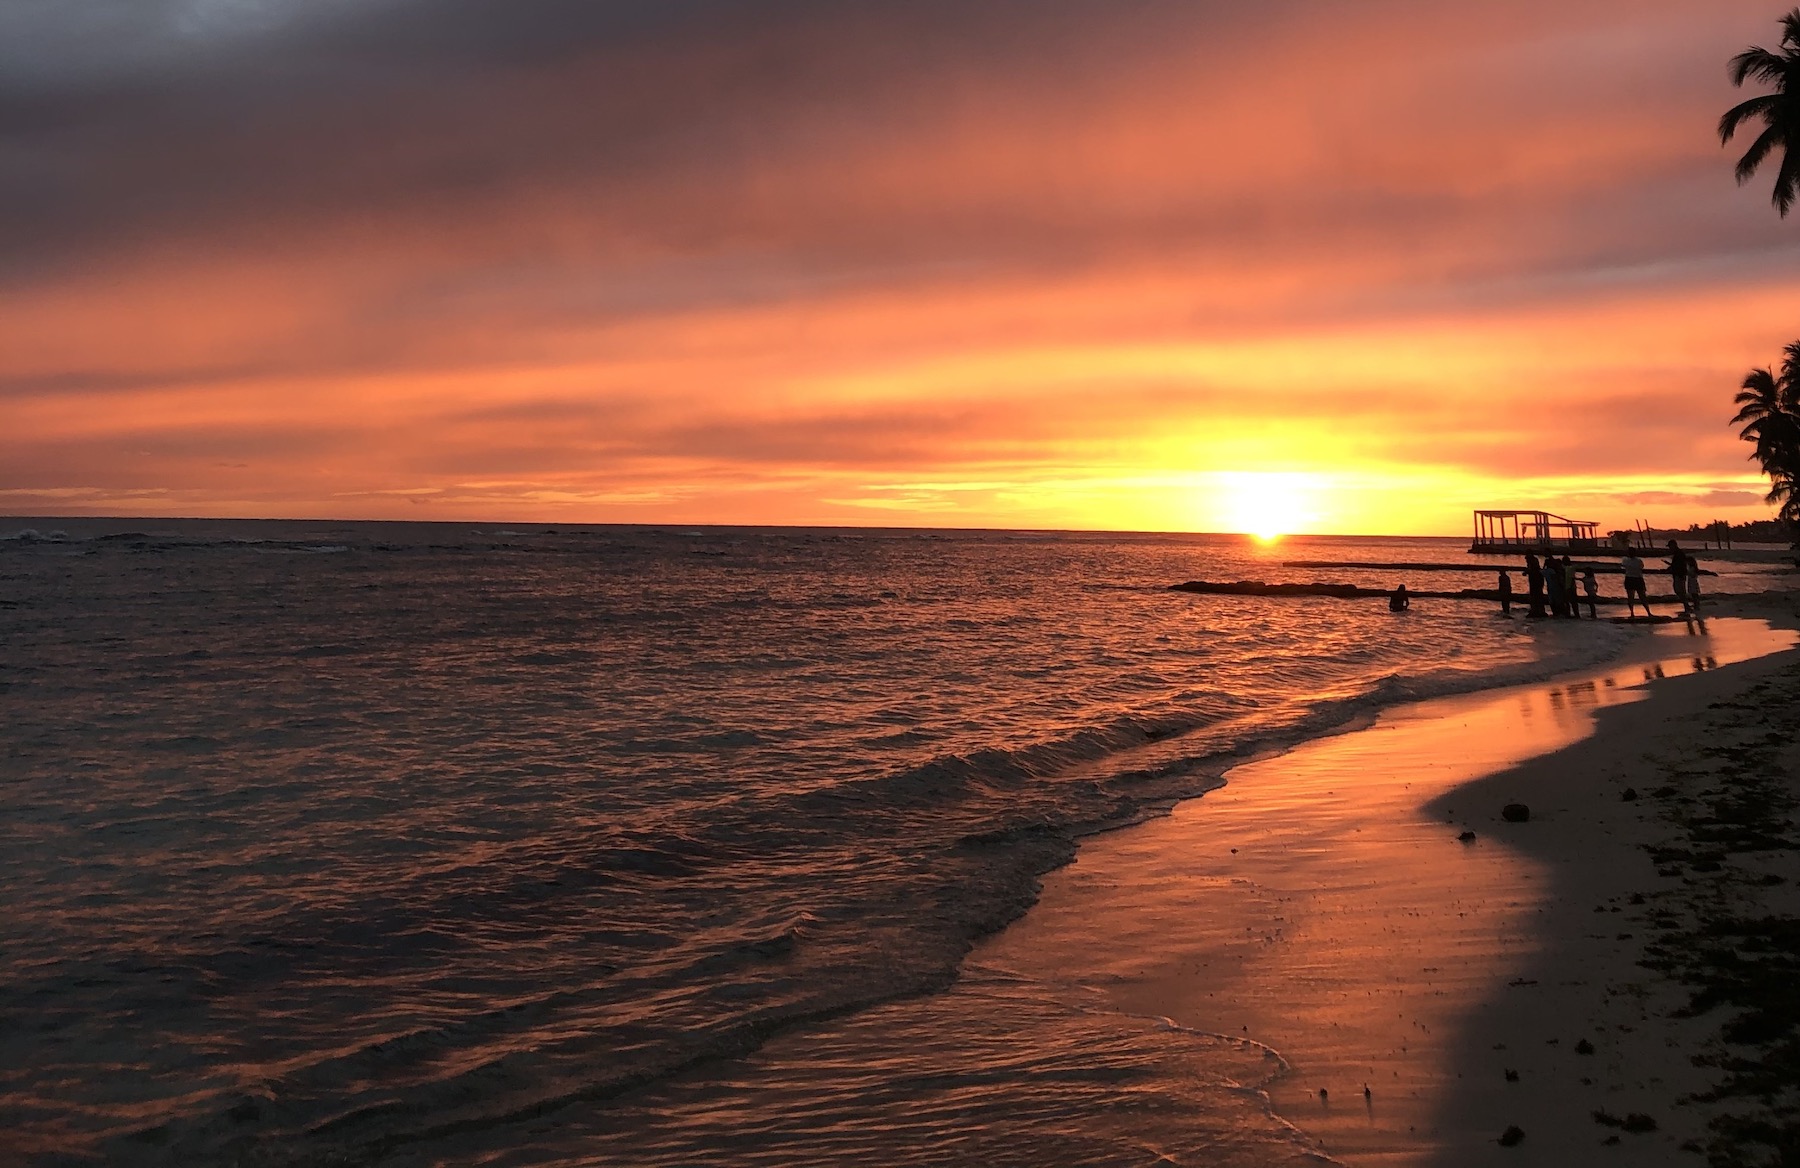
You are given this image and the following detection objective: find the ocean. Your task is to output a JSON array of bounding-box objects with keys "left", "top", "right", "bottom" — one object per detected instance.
[{"left": 0, "top": 520, "right": 1761, "bottom": 1166}]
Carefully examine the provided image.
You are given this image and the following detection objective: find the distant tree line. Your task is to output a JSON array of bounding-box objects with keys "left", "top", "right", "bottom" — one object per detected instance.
[{"left": 1609, "top": 519, "right": 1793, "bottom": 545}]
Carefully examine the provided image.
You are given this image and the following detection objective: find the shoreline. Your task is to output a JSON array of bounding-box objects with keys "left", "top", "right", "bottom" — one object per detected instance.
[
  {"left": 1407, "top": 616, "right": 1800, "bottom": 1165},
  {"left": 972, "top": 599, "right": 1800, "bottom": 1165}
]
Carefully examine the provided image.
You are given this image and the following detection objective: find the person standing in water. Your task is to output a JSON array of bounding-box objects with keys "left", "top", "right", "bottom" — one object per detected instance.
[
  {"left": 1667, "top": 540, "right": 1691, "bottom": 615},
  {"left": 1621, "top": 551, "right": 1651, "bottom": 619},
  {"left": 1525, "top": 554, "right": 1546, "bottom": 617},
  {"left": 1389, "top": 584, "right": 1411, "bottom": 612},
  {"left": 1497, "top": 569, "right": 1513, "bottom": 616}
]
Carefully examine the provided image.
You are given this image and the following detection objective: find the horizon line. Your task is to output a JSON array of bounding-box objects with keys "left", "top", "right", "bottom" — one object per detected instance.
[{"left": 1, "top": 513, "right": 1773, "bottom": 541}]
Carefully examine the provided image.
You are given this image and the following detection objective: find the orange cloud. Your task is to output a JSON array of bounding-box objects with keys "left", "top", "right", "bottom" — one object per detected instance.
[{"left": 3, "top": 0, "right": 1794, "bottom": 532}]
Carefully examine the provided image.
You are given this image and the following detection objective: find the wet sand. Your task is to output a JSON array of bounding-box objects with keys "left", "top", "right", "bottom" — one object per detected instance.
[{"left": 974, "top": 611, "right": 1800, "bottom": 1166}]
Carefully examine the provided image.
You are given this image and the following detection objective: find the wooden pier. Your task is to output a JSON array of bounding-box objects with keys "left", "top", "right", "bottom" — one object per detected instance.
[{"left": 1470, "top": 509, "right": 1601, "bottom": 555}]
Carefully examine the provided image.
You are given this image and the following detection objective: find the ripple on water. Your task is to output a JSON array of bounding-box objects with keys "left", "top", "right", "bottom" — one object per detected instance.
[{"left": 0, "top": 524, "right": 1624, "bottom": 1164}]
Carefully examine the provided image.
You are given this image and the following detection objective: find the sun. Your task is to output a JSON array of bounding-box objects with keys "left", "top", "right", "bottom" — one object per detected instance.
[{"left": 1214, "top": 472, "right": 1318, "bottom": 542}]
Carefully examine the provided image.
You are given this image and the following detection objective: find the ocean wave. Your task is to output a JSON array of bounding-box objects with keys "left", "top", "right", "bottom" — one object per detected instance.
[
  {"left": 0, "top": 525, "right": 1658, "bottom": 1166},
  {"left": 0, "top": 527, "right": 74, "bottom": 542}
]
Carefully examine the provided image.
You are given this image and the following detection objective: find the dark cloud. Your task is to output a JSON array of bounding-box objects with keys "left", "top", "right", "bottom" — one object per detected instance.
[
  {"left": 0, "top": 425, "right": 346, "bottom": 487},
  {"left": 0, "top": 363, "right": 297, "bottom": 399},
  {"left": 4, "top": 0, "right": 1793, "bottom": 527},
  {"left": 2, "top": 0, "right": 1103, "bottom": 263},
  {"left": 4, "top": 0, "right": 1777, "bottom": 394},
  {"left": 1611, "top": 488, "right": 1766, "bottom": 507},
  {"left": 22, "top": 0, "right": 1735, "bottom": 289},
  {"left": 655, "top": 410, "right": 982, "bottom": 468}
]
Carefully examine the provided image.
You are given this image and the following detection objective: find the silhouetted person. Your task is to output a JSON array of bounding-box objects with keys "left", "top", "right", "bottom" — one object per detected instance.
[
  {"left": 1686, "top": 555, "right": 1702, "bottom": 612},
  {"left": 1581, "top": 569, "right": 1598, "bottom": 619},
  {"left": 1621, "top": 551, "right": 1651, "bottom": 619},
  {"left": 1389, "top": 584, "right": 1410, "bottom": 612},
  {"left": 1667, "top": 540, "right": 1691, "bottom": 614},
  {"left": 1545, "top": 554, "right": 1565, "bottom": 617},
  {"left": 1524, "top": 554, "right": 1546, "bottom": 617},
  {"left": 1497, "top": 569, "right": 1513, "bottom": 616},
  {"left": 1561, "top": 556, "right": 1578, "bottom": 618}
]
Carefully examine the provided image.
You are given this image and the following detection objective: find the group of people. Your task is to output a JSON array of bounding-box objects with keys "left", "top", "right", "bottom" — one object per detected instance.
[
  {"left": 1504, "top": 554, "right": 1598, "bottom": 619},
  {"left": 1498, "top": 540, "right": 1702, "bottom": 620}
]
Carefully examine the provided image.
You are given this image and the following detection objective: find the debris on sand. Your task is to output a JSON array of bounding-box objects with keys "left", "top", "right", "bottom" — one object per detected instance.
[{"left": 1593, "top": 1109, "right": 1658, "bottom": 1133}]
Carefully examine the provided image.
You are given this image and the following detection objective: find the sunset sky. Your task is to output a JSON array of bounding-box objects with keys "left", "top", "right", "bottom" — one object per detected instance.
[{"left": 6, "top": 0, "right": 1799, "bottom": 535}]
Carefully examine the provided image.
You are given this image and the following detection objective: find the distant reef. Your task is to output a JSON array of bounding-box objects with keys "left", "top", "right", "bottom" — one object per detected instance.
[
  {"left": 1167, "top": 580, "right": 1684, "bottom": 605},
  {"left": 1170, "top": 580, "right": 1499, "bottom": 601}
]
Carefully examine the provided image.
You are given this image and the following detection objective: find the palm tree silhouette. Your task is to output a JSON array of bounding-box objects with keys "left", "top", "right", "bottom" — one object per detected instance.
[
  {"left": 1734, "top": 366, "right": 1791, "bottom": 462},
  {"left": 1733, "top": 342, "right": 1800, "bottom": 529},
  {"left": 1721, "top": 9, "right": 1800, "bottom": 216}
]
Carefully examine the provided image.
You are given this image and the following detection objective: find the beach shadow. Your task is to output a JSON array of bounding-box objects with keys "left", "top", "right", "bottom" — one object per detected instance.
[{"left": 1410, "top": 624, "right": 1799, "bottom": 1165}]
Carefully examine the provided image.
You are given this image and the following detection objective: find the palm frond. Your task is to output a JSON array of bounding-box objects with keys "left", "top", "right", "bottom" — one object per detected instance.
[
  {"left": 1740, "top": 366, "right": 1779, "bottom": 398},
  {"left": 1730, "top": 45, "right": 1789, "bottom": 87},
  {"left": 1783, "top": 9, "right": 1800, "bottom": 49},
  {"left": 1735, "top": 374, "right": 1778, "bottom": 422},
  {"left": 1734, "top": 414, "right": 1783, "bottom": 446},
  {"left": 1774, "top": 133, "right": 1800, "bottom": 215},
  {"left": 1783, "top": 343, "right": 1800, "bottom": 411},
  {"left": 1720, "top": 94, "right": 1780, "bottom": 143},
  {"left": 1735, "top": 370, "right": 1778, "bottom": 421},
  {"left": 1735, "top": 123, "right": 1786, "bottom": 185},
  {"left": 1779, "top": 486, "right": 1800, "bottom": 525},
  {"left": 1761, "top": 433, "right": 1800, "bottom": 478}
]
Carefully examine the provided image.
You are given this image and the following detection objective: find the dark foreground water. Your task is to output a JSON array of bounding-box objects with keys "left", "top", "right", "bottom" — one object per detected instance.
[{"left": 1, "top": 520, "right": 1682, "bottom": 1165}]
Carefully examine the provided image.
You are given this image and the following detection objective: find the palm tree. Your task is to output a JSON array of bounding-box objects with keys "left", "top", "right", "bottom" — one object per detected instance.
[
  {"left": 1734, "top": 343, "right": 1800, "bottom": 537},
  {"left": 1720, "top": 9, "right": 1800, "bottom": 216},
  {"left": 1734, "top": 366, "right": 1793, "bottom": 463}
]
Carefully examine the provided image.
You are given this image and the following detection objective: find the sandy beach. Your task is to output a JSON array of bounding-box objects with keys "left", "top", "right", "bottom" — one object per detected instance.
[{"left": 975, "top": 596, "right": 1800, "bottom": 1166}]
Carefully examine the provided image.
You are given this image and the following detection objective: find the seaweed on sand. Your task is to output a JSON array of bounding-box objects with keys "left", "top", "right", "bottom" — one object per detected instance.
[{"left": 1635, "top": 664, "right": 1800, "bottom": 1168}]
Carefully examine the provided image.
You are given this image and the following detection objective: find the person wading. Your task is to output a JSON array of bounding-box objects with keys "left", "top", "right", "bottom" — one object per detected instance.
[
  {"left": 1667, "top": 540, "right": 1691, "bottom": 615},
  {"left": 1525, "top": 554, "right": 1546, "bottom": 618},
  {"left": 1621, "top": 551, "right": 1651, "bottom": 620}
]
